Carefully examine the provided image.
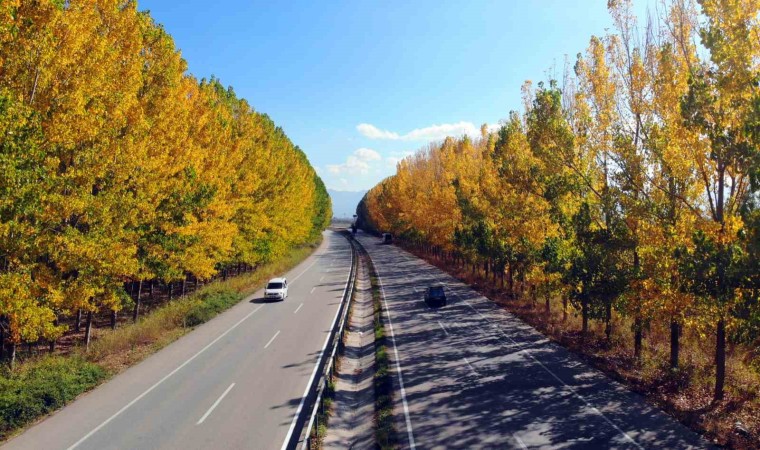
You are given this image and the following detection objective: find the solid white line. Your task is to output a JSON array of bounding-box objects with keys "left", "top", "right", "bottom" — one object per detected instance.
[
  {"left": 310, "top": 287, "right": 316, "bottom": 294},
  {"left": 514, "top": 434, "right": 529, "bottom": 449},
  {"left": 294, "top": 303, "right": 304, "bottom": 314},
  {"left": 66, "top": 304, "right": 265, "bottom": 450},
  {"left": 375, "top": 270, "right": 417, "bottom": 450},
  {"left": 282, "top": 235, "right": 354, "bottom": 450},
  {"left": 438, "top": 321, "right": 449, "bottom": 336},
  {"left": 264, "top": 330, "right": 281, "bottom": 349},
  {"left": 196, "top": 383, "right": 235, "bottom": 425},
  {"left": 464, "top": 357, "right": 479, "bottom": 375}
]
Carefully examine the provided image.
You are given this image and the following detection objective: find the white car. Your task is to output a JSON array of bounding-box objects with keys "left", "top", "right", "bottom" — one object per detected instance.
[{"left": 265, "top": 278, "right": 288, "bottom": 301}]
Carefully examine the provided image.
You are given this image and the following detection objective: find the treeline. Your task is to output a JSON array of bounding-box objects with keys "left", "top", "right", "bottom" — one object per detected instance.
[
  {"left": 359, "top": 0, "right": 760, "bottom": 402},
  {"left": 0, "top": 0, "right": 331, "bottom": 366}
]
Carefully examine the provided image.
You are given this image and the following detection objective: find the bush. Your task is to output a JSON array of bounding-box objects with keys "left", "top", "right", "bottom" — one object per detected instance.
[
  {"left": 0, "top": 357, "right": 105, "bottom": 439},
  {"left": 184, "top": 288, "right": 242, "bottom": 327}
]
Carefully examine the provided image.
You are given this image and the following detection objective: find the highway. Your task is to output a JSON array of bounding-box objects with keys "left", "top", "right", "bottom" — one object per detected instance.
[
  {"left": 2, "top": 230, "right": 352, "bottom": 450},
  {"left": 356, "top": 231, "right": 710, "bottom": 450}
]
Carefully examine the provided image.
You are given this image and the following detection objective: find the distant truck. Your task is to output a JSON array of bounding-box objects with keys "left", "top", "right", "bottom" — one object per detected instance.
[{"left": 382, "top": 233, "right": 393, "bottom": 244}]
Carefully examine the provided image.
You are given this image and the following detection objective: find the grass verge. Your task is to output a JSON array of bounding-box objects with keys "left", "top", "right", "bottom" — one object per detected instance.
[
  {"left": 366, "top": 252, "right": 397, "bottom": 449},
  {"left": 0, "top": 240, "right": 321, "bottom": 442}
]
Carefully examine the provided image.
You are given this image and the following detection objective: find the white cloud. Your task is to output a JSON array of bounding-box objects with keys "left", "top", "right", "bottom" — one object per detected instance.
[
  {"left": 357, "top": 121, "right": 501, "bottom": 142},
  {"left": 325, "top": 147, "right": 382, "bottom": 175},
  {"left": 354, "top": 147, "right": 381, "bottom": 161},
  {"left": 356, "top": 123, "right": 400, "bottom": 140}
]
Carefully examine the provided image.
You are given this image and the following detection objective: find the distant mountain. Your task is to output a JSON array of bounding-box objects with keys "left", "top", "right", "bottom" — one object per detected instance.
[{"left": 328, "top": 189, "right": 367, "bottom": 219}]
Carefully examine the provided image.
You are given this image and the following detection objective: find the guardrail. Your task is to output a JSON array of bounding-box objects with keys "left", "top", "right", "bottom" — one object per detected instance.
[{"left": 285, "top": 231, "right": 358, "bottom": 450}]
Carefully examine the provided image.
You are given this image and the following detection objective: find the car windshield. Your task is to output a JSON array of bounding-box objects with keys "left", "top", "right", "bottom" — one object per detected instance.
[
  {"left": 429, "top": 286, "right": 444, "bottom": 295},
  {"left": 267, "top": 282, "right": 284, "bottom": 290}
]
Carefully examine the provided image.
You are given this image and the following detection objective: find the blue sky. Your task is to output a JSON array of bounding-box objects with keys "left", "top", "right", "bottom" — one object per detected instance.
[{"left": 138, "top": 0, "right": 651, "bottom": 191}]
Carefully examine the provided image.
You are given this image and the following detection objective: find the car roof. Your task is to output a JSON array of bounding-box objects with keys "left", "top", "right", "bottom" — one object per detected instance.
[{"left": 268, "top": 278, "right": 286, "bottom": 284}]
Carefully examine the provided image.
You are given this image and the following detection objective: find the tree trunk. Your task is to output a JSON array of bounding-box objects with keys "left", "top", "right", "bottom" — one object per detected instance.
[
  {"left": 133, "top": 280, "right": 143, "bottom": 322},
  {"left": 670, "top": 320, "right": 680, "bottom": 370},
  {"left": 110, "top": 309, "right": 117, "bottom": 330},
  {"left": 182, "top": 276, "right": 187, "bottom": 297},
  {"left": 715, "top": 319, "right": 726, "bottom": 401},
  {"left": 508, "top": 265, "right": 514, "bottom": 298},
  {"left": 605, "top": 302, "right": 612, "bottom": 342},
  {"left": 75, "top": 309, "right": 82, "bottom": 332},
  {"left": 9, "top": 342, "right": 16, "bottom": 370},
  {"left": 634, "top": 316, "right": 643, "bottom": 363},
  {"left": 581, "top": 300, "right": 589, "bottom": 337},
  {"left": 84, "top": 311, "right": 93, "bottom": 349},
  {"left": 169, "top": 282, "right": 173, "bottom": 300},
  {"left": 563, "top": 296, "right": 568, "bottom": 322},
  {"left": 545, "top": 291, "right": 550, "bottom": 315}
]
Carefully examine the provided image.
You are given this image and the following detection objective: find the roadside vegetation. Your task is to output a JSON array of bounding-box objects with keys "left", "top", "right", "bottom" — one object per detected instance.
[
  {"left": 364, "top": 251, "right": 397, "bottom": 449},
  {"left": 356, "top": 1, "right": 760, "bottom": 447},
  {"left": 0, "top": 0, "right": 332, "bottom": 371},
  {"left": 0, "top": 241, "right": 321, "bottom": 441}
]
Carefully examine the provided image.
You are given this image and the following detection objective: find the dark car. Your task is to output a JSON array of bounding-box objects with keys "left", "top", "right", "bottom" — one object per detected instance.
[
  {"left": 382, "top": 232, "right": 393, "bottom": 244},
  {"left": 424, "top": 285, "right": 446, "bottom": 307}
]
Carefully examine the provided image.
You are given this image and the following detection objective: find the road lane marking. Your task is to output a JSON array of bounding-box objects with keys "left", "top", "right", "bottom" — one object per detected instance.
[
  {"left": 196, "top": 383, "right": 235, "bottom": 425},
  {"left": 438, "top": 321, "right": 449, "bottom": 336},
  {"left": 514, "top": 434, "right": 529, "bottom": 449},
  {"left": 399, "top": 256, "right": 641, "bottom": 448},
  {"left": 448, "top": 290, "right": 643, "bottom": 449},
  {"left": 282, "top": 233, "right": 354, "bottom": 450},
  {"left": 291, "top": 258, "right": 320, "bottom": 284},
  {"left": 320, "top": 275, "right": 325, "bottom": 282},
  {"left": 310, "top": 287, "right": 316, "bottom": 294},
  {"left": 375, "top": 270, "right": 417, "bottom": 450},
  {"left": 264, "top": 330, "right": 281, "bottom": 349},
  {"left": 67, "top": 304, "right": 265, "bottom": 450},
  {"left": 294, "top": 303, "right": 303, "bottom": 314},
  {"left": 464, "top": 357, "right": 479, "bottom": 375}
]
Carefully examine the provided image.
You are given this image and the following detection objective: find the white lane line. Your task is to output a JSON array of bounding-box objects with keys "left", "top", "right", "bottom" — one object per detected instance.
[
  {"left": 375, "top": 271, "right": 417, "bottom": 450},
  {"left": 196, "top": 383, "right": 235, "bottom": 425},
  {"left": 264, "top": 330, "right": 281, "bottom": 349},
  {"left": 437, "top": 321, "right": 449, "bottom": 336},
  {"left": 294, "top": 303, "right": 304, "bottom": 314},
  {"left": 449, "top": 291, "right": 643, "bottom": 449},
  {"left": 514, "top": 434, "right": 529, "bottom": 449},
  {"left": 282, "top": 235, "right": 354, "bottom": 450},
  {"left": 291, "top": 257, "right": 320, "bottom": 284},
  {"left": 463, "top": 357, "right": 479, "bottom": 375},
  {"left": 320, "top": 275, "right": 325, "bottom": 282},
  {"left": 310, "top": 287, "right": 316, "bottom": 294},
  {"left": 66, "top": 304, "right": 265, "bottom": 450}
]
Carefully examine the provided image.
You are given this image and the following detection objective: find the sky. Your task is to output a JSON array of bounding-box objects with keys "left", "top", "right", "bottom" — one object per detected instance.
[{"left": 137, "top": 0, "right": 651, "bottom": 192}]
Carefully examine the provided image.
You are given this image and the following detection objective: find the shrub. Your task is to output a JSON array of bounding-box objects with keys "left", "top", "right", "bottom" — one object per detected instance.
[
  {"left": 0, "top": 357, "right": 105, "bottom": 439},
  {"left": 184, "top": 289, "right": 242, "bottom": 327}
]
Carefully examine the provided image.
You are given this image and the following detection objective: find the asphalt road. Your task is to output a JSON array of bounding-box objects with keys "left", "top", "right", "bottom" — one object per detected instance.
[
  {"left": 356, "top": 231, "right": 711, "bottom": 450},
  {"left": 3, "top": 230, "right": 352, "bottom": 450}
]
